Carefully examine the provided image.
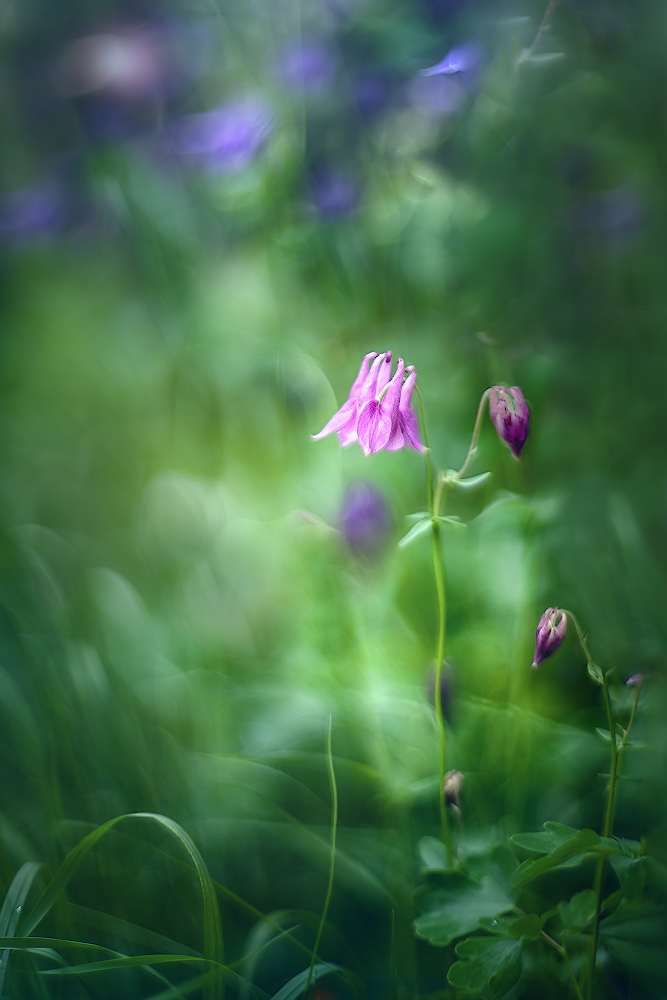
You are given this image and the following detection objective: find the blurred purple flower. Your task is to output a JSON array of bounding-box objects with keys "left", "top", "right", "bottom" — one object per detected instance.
[
  {"left": 409, "top": 74, "right": 466, "bottom": 117},
  {"left": 421, "top": 42, "right": 484, "bottom": 77},
  {"left": 339, "top": 482, "right": 391, "bottom": 554},
  {"left": 354, "top": 72, "right": 391, "bottom": 117},
  {"left": 489, "top": 386, "right": 530, "bottom": 459},
  {"left": 171, "top": 96, "right": 274, "bottom": 172},
  {"left": 311, "top": 171, "right": 360, "bottom": 218},
  {"left": 55, "top": 29, "right": 167, "bottom": 101},
  {"left": 588, "top": 187, "right": 642, "bottom": 245},
  {"left": 276, "top": 41, "right": 336, "bottom": 94},
  {"left": 0, "top": 183, "right": 64, "bottom": 241},
  {"left": 626, "top": 673, "right": 644, "bottom": 687},
  {"left": 532, "top": 608, "right": 567, "bottom": 668}
]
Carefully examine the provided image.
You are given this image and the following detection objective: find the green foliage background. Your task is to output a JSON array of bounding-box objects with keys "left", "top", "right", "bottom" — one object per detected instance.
[{"left": 0, "top": 0, "right": 666, "bottom": 996}]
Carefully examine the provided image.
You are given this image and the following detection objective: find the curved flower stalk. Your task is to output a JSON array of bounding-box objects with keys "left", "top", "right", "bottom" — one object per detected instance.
[
  {"left": 528, "top": 607, "right": 646, "bottom": 1000},
  {"left": 314, "top": 354, "right": 531, "bottom": 873},
  {"left": 312, "top": 352, "right": 425, "bottom": 455}
]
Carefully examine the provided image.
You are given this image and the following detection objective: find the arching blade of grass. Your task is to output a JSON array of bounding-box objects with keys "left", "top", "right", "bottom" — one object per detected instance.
[
  {"left": 20, "top": 813, "right": 224, "bottom": 1000},
  {"left": 0, "top": 938, "right": 261, "bottom": 998},
  {"left": 0, "top": 861, "right": 42, "bottom": 996},
  {"left": 271, "top": 963, "right": 342, "bottom": 1000},
  {"left": 305, "top": 717, "right": 338, "bottom": 998}
]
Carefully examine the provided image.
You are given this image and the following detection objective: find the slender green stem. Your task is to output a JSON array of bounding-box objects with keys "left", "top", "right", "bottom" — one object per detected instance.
[
  {"left": 457, "top": 389, "right": 490, "bottom": 479},
  {"left": 306, "top": 716, "right": 338, "bottom": 997},
  {"left": 561, "top": 942, "right": 585, "bottom": 1000},
  {"left": 514, "top": 906, "right": 584, "bottom": 1000},
  {"left": 414, "top": 388, "right": 453, "bottom": 868},
  {"left": 562, "top": 610, "right": 618, "bottom": 1000}
]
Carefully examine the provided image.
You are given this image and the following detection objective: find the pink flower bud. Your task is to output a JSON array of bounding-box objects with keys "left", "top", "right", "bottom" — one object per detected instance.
[
  {"left": 532, "top": 607, "right": 567, "bottom": 668},
  {"left": 489, "top": 386, "right": 529, "bottom": 459},
  {"left": 626, "top": 673, "right": 644, "bottom": 687}
]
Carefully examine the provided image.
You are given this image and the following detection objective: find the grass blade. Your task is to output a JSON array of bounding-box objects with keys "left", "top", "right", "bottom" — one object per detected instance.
[
  {"left": 21, "top": 813, "right": 224, "bottom": 1000},
  {"left": 0, "top": 861, "right": 42, "bottom": 995}
]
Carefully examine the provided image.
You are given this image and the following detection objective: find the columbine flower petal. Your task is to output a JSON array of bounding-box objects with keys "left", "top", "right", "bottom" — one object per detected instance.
[
  {"left": 398, "top": 366, "right": 426, "bottom": 452},
  {"left": 357, "top": 357, "right": 404, "bottom": 456},
  {"left": 311, "top": 351, "right": 378, "bottom": 444}
]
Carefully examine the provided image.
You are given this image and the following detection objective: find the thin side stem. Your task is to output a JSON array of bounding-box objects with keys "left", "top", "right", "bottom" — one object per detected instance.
[
  {"left": 414, "top": 387, "right": 453, "bottom": 867},
  {"left": 516, "top": 0, "right": 560, "bottom": 68},
  {"left": 514, "top": 906, "right": 584, "bottom": 1000},
  {"left": 562, "top": 611, "right": 617, "bottom": 1000},
  {"left": 457, "top": 389, "right": 490, "bottom": 480},
  {"left": 306, "top": 716, "right": 338, "bottom": 997}
]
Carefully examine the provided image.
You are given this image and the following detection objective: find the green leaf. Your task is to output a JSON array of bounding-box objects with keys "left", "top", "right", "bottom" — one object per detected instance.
[
  {"left": 508, "top": 914, "right": 543, "bottom": 940},
  {"left": 558, "top": 890, "right": 597, "bottom": 930},
  {"left": 417, "top": 836, "right": 448, "bottom": 872},
  {"left": 601, "top": 890, "right": 623, "bottom": 916},
  {"left": 512, "top": 822, "right": 580, "bottom": 855},
  {"left": 405, "top": 511, "right": 430, "bottom": 523},
  {"left": 0, "top": 861, "right": 42, "bottom": 996},
  {"left": 611, "top": 856, "right": 648, "bottom": 900},
  {"left": 478, "top": 915, "right": 516, "bottom": 936},
  {"left": 270, "top": 963, "right": 342, "bottom": 1000},
  {"left": 398, "top": 518, "right": 432, "bottom": 548},
  {"left": 447, "top": 471, "right": 492, "bottom": 492},
  {"left": 511, "top": 829, "right": 600, "bottom": 889},
  {"left": 435, "top": 515, "right": 467, "bottom": 529},
  {"left": 587, "top": 662, "right": 603, "bottom": 684},
  {"left": 413, "top": 874, "right": 514, "bottom": 947},
  {"left": 448, "top": 936, "right": 522, "bottom": 998},
  {"left": 21, "top": 813, "right": 224, "bottom": 1000}
]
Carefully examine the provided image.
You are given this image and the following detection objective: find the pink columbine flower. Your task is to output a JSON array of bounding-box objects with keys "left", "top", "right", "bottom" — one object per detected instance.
[
  {"left": 532, "top": 607, "right": 567, "bottom": 668},
  {"left": 313, "top": 352, "right": 425, "bottom": 456},
  {"left": 489, "top": 386, "right": 530, "bottom": 459}
]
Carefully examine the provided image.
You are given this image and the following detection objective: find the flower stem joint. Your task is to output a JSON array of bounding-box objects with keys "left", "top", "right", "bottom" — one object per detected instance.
[
  {"left": 489, "top": 386, "right": 530, "bottom": 459},
  {"left": 532, "top": 607, "right": 567, "bottom": 668}
]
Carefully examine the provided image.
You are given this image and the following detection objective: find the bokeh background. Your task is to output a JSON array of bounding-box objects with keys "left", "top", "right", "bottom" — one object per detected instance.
[{"left": 1, "top": 0, "right": 666, "bottom": 996}]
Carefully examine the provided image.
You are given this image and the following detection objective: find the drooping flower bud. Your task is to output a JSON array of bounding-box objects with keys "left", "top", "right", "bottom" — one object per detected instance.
[
  {"left": 532, "top": 608, "right": 567, "bottom": 668},
  {"left": 488, "top": 386, "right": 529, "bottom": 459},
  {"left": 444, "top": 770, "right": 465, "bottom": 807},
  {"left": 626, "top": 673, "right": 644, "bottom": 687}
]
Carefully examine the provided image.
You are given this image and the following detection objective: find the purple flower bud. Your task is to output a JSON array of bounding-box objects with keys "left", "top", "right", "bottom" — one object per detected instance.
[
  {"left": 488, "top": 386, "right": 530, "bottom": 459},
  {"left": 339, "top": 482, "right": 390, "bottom": 555},
  {"left": 170, "top": 95, "right": 274, "bottom": 172},
  {"left": 276, "top": 41, "right": 336, "bottom": 94},
  {"left": 532, "top": 608, "right": 567, "bottom": 668},
  {"left": 444, "top": 770, "right": 465, "bottom": 806},
  {"left": 310, "top": 171, "right": 359, "bottom": 218},
  {"left": 626, "top": 673, "right": 644, "bottom": 687}
]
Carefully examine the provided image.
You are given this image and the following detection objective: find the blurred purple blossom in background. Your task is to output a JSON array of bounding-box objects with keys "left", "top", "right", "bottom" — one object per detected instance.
[
  {"left": 276, "top": 41, "right": 337, "bottom": 94},
  {"left": 412, "top": 41, "right": 484, "bottom": 118},
  {"left": 171, "top": 96, "right": 275, "bottom": 172},
  {"left": 0, "top": 183, "right": 65, "bottom": 242},
  {"left": 339, "top": 482, "right": 391, "bottom": 555},
  {"left": 310, "top": 170, "right": 360, "bottom": 217},
  {"left": 421, "top": 42, "right": 484, "bottom": 77},
  {"left": 588, "top": 187, "right": 642, "bottom": 245},
  {"left": 55, "top": 29, "right": 167, "bottom": 101}
]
